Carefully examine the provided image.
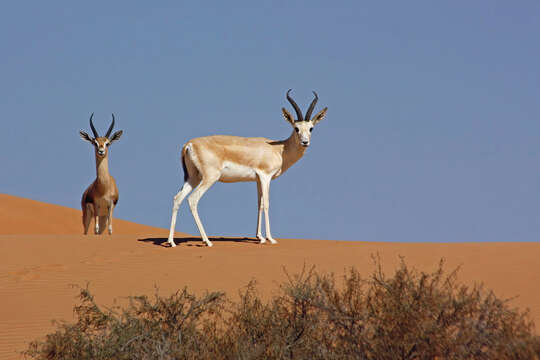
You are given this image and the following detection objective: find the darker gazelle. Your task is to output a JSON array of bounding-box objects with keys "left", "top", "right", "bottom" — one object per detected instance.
[{"left": 79, "top": 113, "right": 123, "bottom": 235}]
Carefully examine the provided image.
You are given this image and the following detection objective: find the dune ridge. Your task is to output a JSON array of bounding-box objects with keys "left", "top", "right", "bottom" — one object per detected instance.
[
  {"left": 0, "top": 194, "right": 170, "bottom": 235},
  {"left": 0, "top": 194, "right": 538, "bottom": 359}
]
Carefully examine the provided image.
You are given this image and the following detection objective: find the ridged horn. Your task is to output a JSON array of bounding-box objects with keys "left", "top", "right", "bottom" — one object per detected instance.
[
  {"left": 304, "top": 91, "right": 319, "bottom": 122},
  {"left": 89, "top": 113, "right": 99, "bottom": 138},
  {"left": 286, "top": 89, "right": 303, "bottom": 122},
  {"left": 106, "top": 113, "right": 115, "bottom": 138}
]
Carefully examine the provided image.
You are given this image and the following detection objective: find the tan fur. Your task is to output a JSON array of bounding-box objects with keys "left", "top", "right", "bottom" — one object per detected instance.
[{"left": 184, "top": 134, "right": 305, "bottom": 182}]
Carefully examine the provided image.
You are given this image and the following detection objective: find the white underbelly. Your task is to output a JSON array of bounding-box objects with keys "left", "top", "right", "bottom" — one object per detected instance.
[{"left": 220, "top": 161, "right": 257, "bottom": 182}]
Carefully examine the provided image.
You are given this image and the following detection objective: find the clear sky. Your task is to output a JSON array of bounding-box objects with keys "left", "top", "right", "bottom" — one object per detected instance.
[{"left": 1, "top": 1, "right": 539, "bottom": 242}]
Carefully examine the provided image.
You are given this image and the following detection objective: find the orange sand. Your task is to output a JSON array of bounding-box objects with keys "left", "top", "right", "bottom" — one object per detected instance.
[{"left": 0, "top": 194, "right": 539, "bottom": 359}]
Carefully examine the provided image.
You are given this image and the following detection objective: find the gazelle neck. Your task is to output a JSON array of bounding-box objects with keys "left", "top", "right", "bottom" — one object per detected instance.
[
  {"left": 280, "top": 130, "right": 307, "bottom": 174},
  {"left": 95, "top": 155, "right": 111, "bottom": 182}
]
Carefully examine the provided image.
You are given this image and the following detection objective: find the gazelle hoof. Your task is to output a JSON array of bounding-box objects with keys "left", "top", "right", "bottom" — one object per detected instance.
[
  {"left": 257, "top": 235, "right": 266, "bottom": 244},
  {"left": 168, "top": 239, "right": 176, "bottom": 248}
]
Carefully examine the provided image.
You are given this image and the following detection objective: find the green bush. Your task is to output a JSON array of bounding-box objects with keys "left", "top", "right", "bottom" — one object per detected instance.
[{"left": 24, "top": 258, "right": 540, "bottom": 360}]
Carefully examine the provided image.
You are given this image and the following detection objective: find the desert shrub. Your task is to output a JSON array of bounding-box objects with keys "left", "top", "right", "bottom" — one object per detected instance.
[
  {"left": 219, "top": 271, "right": 327, "bottom": 360},
  {"left": 24, "top": 286, "right": 225, "bottom": 360},
  {"left": 311, "top": 258, "right": 540, "bottom": 359},
  {"left": 24, "top": 259, "right": 540, "bottom": 360}
]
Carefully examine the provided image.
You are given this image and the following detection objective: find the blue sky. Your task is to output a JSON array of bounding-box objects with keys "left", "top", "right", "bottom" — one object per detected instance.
[{"left": 1, "top": 1, "right": 539, "bottom": 241}]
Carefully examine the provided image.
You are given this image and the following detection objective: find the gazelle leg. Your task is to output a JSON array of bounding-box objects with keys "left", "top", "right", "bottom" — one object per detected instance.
[
  {"left": 260, "top": 175, "right": 277, "bottom": 244},
  {"left": 107, "top": 201, "right": 114, "bottom": 235},
  {"left": 187, "top": 175, "right": 219, "bottom": 247},
  {"left": 255, "top": 179, "right": 265, "bottom": 244},
  {"left": 94, "top": 204, "right": 100, "bottom": 234},
  {"left": 167, "top": 180, "right": 197, "bottom": 247},
  {"left": 98, "top": 216, "right": 108, "bottom": 234},
  {"left": 82, "top": 204, "right": 93, "bottom": 235}
]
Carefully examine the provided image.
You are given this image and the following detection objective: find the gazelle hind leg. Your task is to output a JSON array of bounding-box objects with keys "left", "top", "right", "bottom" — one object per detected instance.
[
  {"left": 260, "top": 174, "right": 277, "bottom": 244},
  {"left": 168, "top": 180, "right": 197, "bottom": 247},
  {"left": 255, "top": 178, "right": 266, "bottom": 244},
  {"left": 187, "top": 174, "right": 219, "bottom": 247}
]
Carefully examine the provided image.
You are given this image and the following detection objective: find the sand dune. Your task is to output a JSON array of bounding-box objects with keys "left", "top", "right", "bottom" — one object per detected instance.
[
  {"left": 0, "top": 195, "right": 539, "bottom": 359},
  {"left": 0, "top": 194, "right": 170, "bottom": 235}
]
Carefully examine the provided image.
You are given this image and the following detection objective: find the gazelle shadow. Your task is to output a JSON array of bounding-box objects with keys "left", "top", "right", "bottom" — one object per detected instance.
[{"left": 138, "top": 236, "right": 260, "bottom": 248}]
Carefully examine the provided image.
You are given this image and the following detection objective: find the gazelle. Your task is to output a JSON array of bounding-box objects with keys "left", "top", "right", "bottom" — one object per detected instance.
[
  {"left": 79, "top": 113, "right": 123, "bottom": 235},
  {"left": 167, "top": 90, "right": 327, "bottom": 247}
]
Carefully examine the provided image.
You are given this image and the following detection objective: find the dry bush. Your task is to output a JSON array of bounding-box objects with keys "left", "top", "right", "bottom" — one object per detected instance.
[
  {"left": 24, "top": 258, "right": 540, "bottom": 360},
  {"left": 311, "top": 258, "right": 540, "bottom": 359},
  {"left": 24, "top": 286, "right": 225, "bottom": 360}
]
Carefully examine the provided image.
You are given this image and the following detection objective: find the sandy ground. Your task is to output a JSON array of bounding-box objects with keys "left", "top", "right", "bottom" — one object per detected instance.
[{"left": 1, "top": 194, "right": 539, "bottom": 359}]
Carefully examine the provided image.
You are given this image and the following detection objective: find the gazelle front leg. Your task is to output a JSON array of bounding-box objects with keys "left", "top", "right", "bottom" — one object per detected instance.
[
  {"left": 93, "top": 203, "right": 100, "bottom": 235},
  {"left": 255, "top": 179, "right": 266, "bottom": 244},
  {"left": 83, "top": 204, "right": 93, "bottom": 235},
  {"left": 107, "top": 201, "right": 114, "bottom": 235},
  {"left": 259, "top": 173, "right": 277, "bottom": 244}
]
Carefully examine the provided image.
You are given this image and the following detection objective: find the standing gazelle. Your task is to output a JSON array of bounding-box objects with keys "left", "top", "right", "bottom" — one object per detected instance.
[
  {"left": 79, "top": 113, "right": 123, "bottom": 235},
  {"left": 168, "top": 90, "right": 328, "bottom": 247}
]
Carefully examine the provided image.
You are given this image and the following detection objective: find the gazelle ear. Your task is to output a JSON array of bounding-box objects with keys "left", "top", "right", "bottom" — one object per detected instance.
[
  {"left": 311, "top": 107, "right": 327, "bottom": 125},
  {"left": 79, "top": 131, "right": 94, "bottom": 143},
  {"left": 282, "top": 107, "right": 295, "bottom": 125},
  {"left": 109, "top": 130, "right": 123, "bottom": 143}
]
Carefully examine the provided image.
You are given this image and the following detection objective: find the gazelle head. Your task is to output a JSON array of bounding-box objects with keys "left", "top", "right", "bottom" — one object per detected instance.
[
  {"left": 282, "top": 89, "right": 327, "bottom": 148},
  {"left": 79, "top": 113, "right": 123, "bottom": 158}
]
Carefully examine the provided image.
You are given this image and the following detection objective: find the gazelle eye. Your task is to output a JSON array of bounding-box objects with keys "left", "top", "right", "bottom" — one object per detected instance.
[
  {"left": 295, "top": 128, "right": 299, "bottom": 133},
  {"left": 309, "top": 128, "right": 313, "bottom": 132}
]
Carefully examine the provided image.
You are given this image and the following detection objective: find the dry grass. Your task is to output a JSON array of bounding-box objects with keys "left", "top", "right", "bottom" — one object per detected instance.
[{"left": 24, "top": 258, "right": 540, "bottom": 360}]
